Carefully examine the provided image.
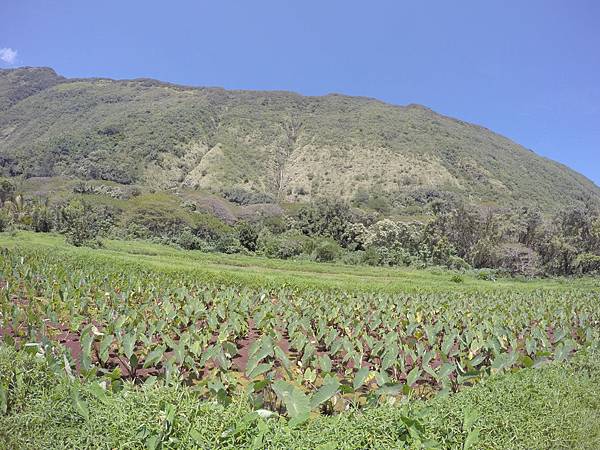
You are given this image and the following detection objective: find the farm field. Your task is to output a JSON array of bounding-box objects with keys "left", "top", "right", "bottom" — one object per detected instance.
[{"left": 0, "top": 231, "right": 600, "bottom": 449}]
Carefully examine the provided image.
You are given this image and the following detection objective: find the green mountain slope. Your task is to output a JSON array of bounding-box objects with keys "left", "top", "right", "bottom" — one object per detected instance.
[{"left": 1, "top": 67, "right": 598, "bottom": 212}]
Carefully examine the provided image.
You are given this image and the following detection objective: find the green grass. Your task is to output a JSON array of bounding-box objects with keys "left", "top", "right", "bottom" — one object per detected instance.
[
  {"left": 2, "top": 231, "right": 597, "bottom": 293},
  {"left": 1, "top": 345, "right": 599, "bottom": 449}
]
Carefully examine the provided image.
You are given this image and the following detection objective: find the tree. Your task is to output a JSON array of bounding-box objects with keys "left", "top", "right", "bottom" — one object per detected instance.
[
  {"left": 237, "top": 221, "right": 259, "bottom": 251},
  {"left": 311, "top": 238, "right": 341, "bottom": 262},
  {"left": 60, "top": 199, "right": 103, "bottom": 247},
  {"left": 32, "top": 204, "right": 53, "bottom": 232},
  {"left": 0, "top": 178, "right": 15, "bottom": 205},
  {"left": 295, "top": 199, "right": 355, "bottom": 246}
]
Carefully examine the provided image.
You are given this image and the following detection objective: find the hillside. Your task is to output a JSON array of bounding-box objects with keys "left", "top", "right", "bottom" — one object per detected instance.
[{"left": 1, "top": 67, "right": 599, "bottom": 212}]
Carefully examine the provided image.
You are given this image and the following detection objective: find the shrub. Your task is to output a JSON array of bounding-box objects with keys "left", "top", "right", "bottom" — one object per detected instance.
[
  {"left": 476, "top": 270, "right": 497, "bottom": 281},
  {"left": 0, "top": 178, "right": 16, "bottom": 205},
  {"left": 32, "top": 205, "right": 53, "bottom": 232},
  {"left": 257, "top": 229, "right": 308, "bottom": 259},
  {"left": 575, "top": 253, "right": 600, "bottom": 275},
  {"left": 178, "top": 229, "right": 204, "bottom": 250},
  {"left": 222, "top": 187, "right": 275, "bottom": 205},
  {"left": 447, "top": 255, "right": 471, "bottom": 271},
  {"left": 0, "top": 209, "right": 11, "bottom": 232},
  {"left": 295, "top": 199, "right": 355, "bottom": 245},
  {"left": 311, "top": 238, "right": 342, "bottom": 262},
  {"left": 450, "top": 274, "right": 464, "bottom": 283},
  {"left": 214, "top": 234, "right": 244, "bottom": 254},
  {"left": 237, "top": 222, "right": 259, "bottom": 252}
]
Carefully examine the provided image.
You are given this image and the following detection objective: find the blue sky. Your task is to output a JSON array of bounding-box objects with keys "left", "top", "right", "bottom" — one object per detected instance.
[{"left": 2, "top": 0, "right": 599, "bottom": 186}]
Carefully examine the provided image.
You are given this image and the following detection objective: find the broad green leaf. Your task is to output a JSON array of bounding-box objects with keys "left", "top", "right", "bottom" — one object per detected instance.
[
  {"left": 353, "top": 367, "right": 370, "bottom": 390},
  {"left": 123, "top": 333, "right": 136, "bottom": 360},
  {"left": 88, "top": 382, "right": 109, "bottom": 404},
  {"left": 463, "top": 408, "right": 479, "bottom": 431},
  {"left": 71, "top": 390, "right": 89, "bottom": 421},
  {"left": 143, "top": 345, "right": 165, "bottom": 369},
  {"left": 247, "top": 363, "right": 272, "bottom": 379},
  {"left": 99, "top": 334, "right": 114, "bottom": 363},
  {"left": 310, "top": 377, "right": 340, "bottom": 409},
  {"left": 438, "top": 362, "right": 455, "bottom": 379},
  {"left": 464, "top": 428, "right": 480, "bottom": 450},
  {"left": 406, "top": 366, "right": 422, "bottom": 387},
  {"left": 272, "top": 381, "right": 310, "bottom": 423}
]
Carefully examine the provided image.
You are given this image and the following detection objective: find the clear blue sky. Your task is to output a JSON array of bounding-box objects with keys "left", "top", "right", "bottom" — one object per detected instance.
[{"left": 2, "top": 0, "right": 599, "bottom": 186}]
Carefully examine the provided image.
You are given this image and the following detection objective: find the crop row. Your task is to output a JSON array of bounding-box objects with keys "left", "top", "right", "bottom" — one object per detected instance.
[{"left": 1, "top": 248, "right": 598, "bottom": 422}]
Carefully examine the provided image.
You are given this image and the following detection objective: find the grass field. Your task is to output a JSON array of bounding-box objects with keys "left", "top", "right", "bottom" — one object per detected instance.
[
  {"left": 0, "top": 231, "right": 599, "bottom": 449},
  {"left": 1, "top": 231, "right": 597, "bottom": 293}
]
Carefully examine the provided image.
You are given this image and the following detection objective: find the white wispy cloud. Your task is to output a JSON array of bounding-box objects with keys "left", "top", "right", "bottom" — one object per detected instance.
[{"left": 0, "top": 48, "right": 18, "bottom": 64}]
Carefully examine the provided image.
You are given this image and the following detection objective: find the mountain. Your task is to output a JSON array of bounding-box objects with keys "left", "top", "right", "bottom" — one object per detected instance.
[{"left": 1, "top": 66, "right": 599, "bottom": 213}]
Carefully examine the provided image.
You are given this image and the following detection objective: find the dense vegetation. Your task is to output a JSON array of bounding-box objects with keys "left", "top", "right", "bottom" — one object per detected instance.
[
  {"left": 0, "top": 175, "right": 599, "bottom": 277},
  {"left": 0, "top": 236, "right": 599, "bottom": 448},
  {"left": 1, "top": 67, "right": 600, "bottom": 213}
]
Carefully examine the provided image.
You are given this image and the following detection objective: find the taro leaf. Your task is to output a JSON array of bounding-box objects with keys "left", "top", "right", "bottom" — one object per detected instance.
[
  {"left": 381, "top": 346, "right": 398, "bottom": 371},
  {"left": 223, "top": 341, "right": 238, "bottom": 358},
  {"left": 247, "top": 363, "right": 272, "bottom": 379},
  {"left": 143, "top": 345, "right": 166, "bottom": 369},
  {"left": 525, "top": 337, "right": 536, "bottom": 356},
  {"left": 464, "top": 428, "right": 480, "bottom": 450},
  {"left": 375, "top": 370, "right": 391, "bottom": 387},
  {"left": 272, "top": 380, "right": 310, "bottom": 424},
  {"left": 88, "top": 382, "right": 109, "bottom": 404},
  {"left": 423, "top": 364, "right": 437, "bottom": 380},
  {"left": 99, "top": 334, "right": 114, "bottom": 363},
  {"left": 80, "top": 330, "right": 94, "bottom": 370},
  {"left": 246, "top": 340, "right": 274, "bottom": 375},
  {"left": 441, "top": 335, "right": 455, "bottom": 356},
  {"left": 406, "top": 366, "right": 422, "bottom": 387},
  {"left": 377, "top": 382, "right": 403, "bottom": 396},
  {"left": 245, "top": 356, "right": 260, "bottom": 377},
  {"left": 123, "top": 333, "right": 136, "bottom": 360},
  {"left": 422, "top": 350, "right": 435, "bottom": 367},
  {"left": 438, "top": 362, "right": 455, "bottom": 379},
  {"left": 469, "top": 353, "right": 485, "bottom": 367},
  {"left": 247, "top": 339, "right": 262, "bottom": 360},
  {"left": 71, "top": 389, "right": 89, "bottom": 421},
  {"left": 463, "top": 408, "right": 479, "bottom": 431},
  {"left": 254, "top": 338, "right": 274, "bottom": 361},
  {"left": 200, "top": 345, "right": 215, "bottom": 367},
  {"left": 274, "top": 346, "right": 291, "bottom": 370},
  {"left": 173, "top": 341, "right": 186, "bottom": 365},
  {"left": 304, "top": 367, "right": 317, "bottom": 383},
  {"left": 318, "top": 354, "right": 332, "bottom": 373},
  {"left": 310, "top": 377, "right": 340, "bottom": 409},
  {"left": 554, "top": 340, "right": 575, "bottom": 362},
  {"left": 491, "top": 353, "right": 507, "bottom": 372},
  {"left": 353, "top": 367, "right": 370, "bottom": 391}
]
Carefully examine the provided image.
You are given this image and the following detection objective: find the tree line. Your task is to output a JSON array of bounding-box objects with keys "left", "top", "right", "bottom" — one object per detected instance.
[{"left": 1, "top": 178, "right": 599, "bottom": 277}]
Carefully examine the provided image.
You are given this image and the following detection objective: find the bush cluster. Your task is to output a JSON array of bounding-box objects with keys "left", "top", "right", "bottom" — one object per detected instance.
[{"left": 2, "top": 174, "right": 599, "bottom": 275}]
